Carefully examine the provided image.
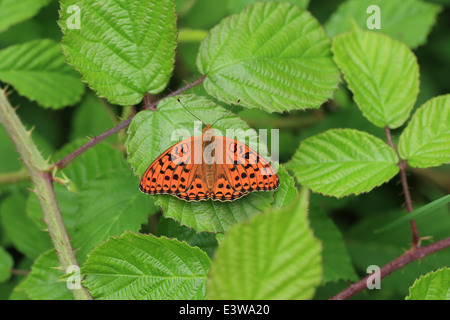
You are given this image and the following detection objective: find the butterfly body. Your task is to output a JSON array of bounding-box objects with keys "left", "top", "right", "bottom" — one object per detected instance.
[{"left": 140, "top": 124, "right": 279, "bottom": 202}]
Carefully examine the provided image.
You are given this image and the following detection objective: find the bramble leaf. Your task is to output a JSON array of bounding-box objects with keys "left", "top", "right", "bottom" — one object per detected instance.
[
  {"left": 207, "top": 189, "right": 322, "bottom": 299},
  {"left": 0, "top": 40, "right": 84, "bottom": 109},
  {"left": 197, "top": 2, "right": 340, "bottom": 112},
  {"left": 332, "top": 25, "right": 419, "bottom": 129},
  {"left": 398, "top": 95, "right": 450, "bottom": 168},
  {"left": 60, "top": 0, "right": 177, "bottom": 106},
  {"left": 83, "top": 232, "right": 210, "bottom": 300},
  {"left": 406, "top": 268, "right": 450, "bottom": 300},
  {"left": 325, "top": 0, "right": 442, "bottom": 49},
  {"left": 286, "top": 129, "right": 399, "bottom": 197}
]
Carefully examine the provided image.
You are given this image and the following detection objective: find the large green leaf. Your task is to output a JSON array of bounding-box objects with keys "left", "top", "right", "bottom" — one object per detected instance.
[
  {"left": 0, "top": 246, "right": 13, "bottom": 283},
  {"left": 0, "top": 39, "right": 85, "bottom": 109},
  {"left": 125, "top": 94, "right": 275, "bottom": 233},
  {"left": 325, "top": 0, "right": 442, "bottom": 49},
  {"left": 227, "top": 0, "right": 310, "bottom": 14},
  {"left": 73, "top": 168, "right": 155, "bottom": 262},
  {"left": 60, "top": 0, "right": 177, "bottom": 106},
  {"left": 197, "top": 2, "right": 340, "bottom": 112},
  {"left": 83, "top": 232, "right": 211, "bottom": 300},
  {"left": 17, "top": 250, "right": 72, "bottom": 300},
  {"left": 398, "top": 95, "right": 450, "bottom": 168},
  {"left": 286, "top": 129, "right": 399, "bottom": 197},
  {"left": 406, "top": 268, "right": 450, "bottom": 300},
  {"left": 0, "top": 0, "right": 51, "bottom": 33},
  {"left": 207, "top": 189, "right": 322, "bottom": 299},
  {"left": 332, "top": 25, "right": 419, "bottom": 129},
  {"left": 0, "top": 194, "right": 51, "bottom": 259}
]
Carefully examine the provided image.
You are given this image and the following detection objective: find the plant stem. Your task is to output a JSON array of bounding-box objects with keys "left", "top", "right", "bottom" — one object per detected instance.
[
  {"left": 0, "top": 89, "right": 92, "bottom": 300},
  {"left": 178, "top": 28, "right": 208, "bottom": 43},
  {"left": 329, "top": 237, "right": 450, "bottom": 300},
  {"left": 0, "top": 168, "right": 29, "bottom": 185},
  {"left": 385, "top": 126, "right": 420, "bottom": 249},
  {"left": 54, "top": 75, "right": 207, "bottom": 169}
]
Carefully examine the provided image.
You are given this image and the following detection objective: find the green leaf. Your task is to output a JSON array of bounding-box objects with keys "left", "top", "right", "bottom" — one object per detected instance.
[
  {"left": 332, "top": 25, "right": 419, "bottom": 129},
  {"left": 73, "top": 168, "right": 155, "bottom": 262},
  {"left": 207, "top": 189, "right": 322, "bottom": 299},
  {"left": 197, "top": 2, "right": 340, "bottom": 112},
  {"left": 272, "top": 165, "right": 298, "bottom": 208},
  {"left": 156, "top": 217, "right": 218, "bottom": 258},
  {"left": 18, "top": 250, "right": 72, "bottom": 300},
  {"left": 286, "top": 129, "right": 399, "bottom": 197},
  {"left": 309, "top": 208, "right": 358, "bottom": 283},
  {"left": 60, "top": 0, "right": 177, "bottom": 106},
  {"left": 0, "top": 246, "right": 13, "bottom": 283},
  {"left": 325, "top": 0, "right": 442, "bottom": 49},
  {"left": 227, "top": 0, "right": 310, "bottom": 14},
  {"left": 406, "top": 268, "right": 450, "bottom": 300},
  {"left": 398, "top": 95, "right": 450, "bottom": 168},
  {"left": 375, "top": 194, "right": 450, "bottom": 233},
  {"left": 83, "top": 232, "right": 211, "bottom": 300},
  {"left": 0, "top": 0, "right": 51, "bottom": 33},
  {"left": 0, "top": 194, "right": 51, "bottom": 259},
  {"left": 126, "top": 94, "right": 275, "bottom": 233},
  {"left": 0, "top": 39, "right": 85, "bottom": 109}
]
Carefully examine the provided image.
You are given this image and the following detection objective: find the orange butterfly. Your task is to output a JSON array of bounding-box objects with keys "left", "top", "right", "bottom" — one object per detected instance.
[{"left": 139, "top": 99, "right": 279, "bottom": 202}]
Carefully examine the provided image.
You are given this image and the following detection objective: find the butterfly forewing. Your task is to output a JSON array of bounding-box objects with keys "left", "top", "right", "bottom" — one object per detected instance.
[{"left": 140, "top": 137, "right": 200, "bottom": 195}]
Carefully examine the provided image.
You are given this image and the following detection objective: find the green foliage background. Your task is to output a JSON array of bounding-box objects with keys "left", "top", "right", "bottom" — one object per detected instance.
[{"left": 0, "top": 0, "right": 449, "bottom": 300}]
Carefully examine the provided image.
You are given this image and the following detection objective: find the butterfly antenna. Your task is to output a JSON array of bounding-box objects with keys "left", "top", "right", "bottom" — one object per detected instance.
[
  {"left": 211, "top": 99, "right": 241, "bottom": 127},
  {"left": 177, "top": 98, "right": 205, "bottom": 126}
]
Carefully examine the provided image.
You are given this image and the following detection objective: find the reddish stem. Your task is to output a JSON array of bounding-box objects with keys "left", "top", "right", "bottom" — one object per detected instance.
[
  {"left": 330, "top": 237, "right": 450, "bottom": 300},
  {"left": 384, "top": 126, "right": 420, "bottom": 249}
]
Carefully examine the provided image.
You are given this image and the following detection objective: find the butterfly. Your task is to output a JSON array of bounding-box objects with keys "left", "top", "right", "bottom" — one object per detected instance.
[{"left": 139, "top": 99, "right": 279, "bottom": 202}]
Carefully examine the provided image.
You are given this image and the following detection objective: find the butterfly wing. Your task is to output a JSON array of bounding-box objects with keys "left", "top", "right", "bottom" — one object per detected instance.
[
  {"left": 215, "top": 136, "right": 280, "bottom": 193},
  {"left": 210, "top": 164, "right": 248, "bottom": 201},
  {"left": 174, "top": 167, "right": 210, "bottom": 201},
  {"left": 140, "top": 136, "right": 201, "bottom": 195}
]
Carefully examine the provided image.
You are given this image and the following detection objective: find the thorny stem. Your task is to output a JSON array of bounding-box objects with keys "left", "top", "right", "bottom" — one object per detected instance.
[
  {"left": 0, "top": 89, "right": 92, "bottom": 300},
  {"left": 384, "top": 126, "right": 420, "bottom": 249},
  {"left": 330, "top": 237, "right": 450, "bottom": 300},
  {"left": 53, "top": 74, "right": 207, "bottom": 170}
]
